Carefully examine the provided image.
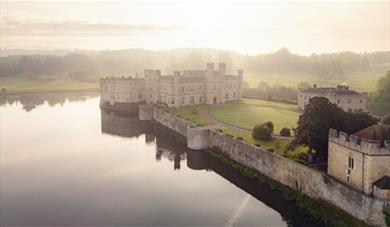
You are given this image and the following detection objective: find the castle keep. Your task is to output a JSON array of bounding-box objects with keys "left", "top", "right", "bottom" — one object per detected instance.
[
  {"left": 297, "top": 84, "right": 368, "bottom": 112},
  {"left": 328, "top": 125, "right": 390, "bottom": 200},
  {"left": 100, "top": 63, "right": 243, "bottom": 108}
]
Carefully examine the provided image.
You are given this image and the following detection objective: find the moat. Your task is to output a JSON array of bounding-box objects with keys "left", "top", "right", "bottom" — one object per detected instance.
[{"left": 0, "top": 93, "right": 320, "bottom": 226}]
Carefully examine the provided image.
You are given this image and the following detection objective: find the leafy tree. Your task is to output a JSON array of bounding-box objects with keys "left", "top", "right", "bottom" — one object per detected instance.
[
  {"left": 263, "top": 121, "right": 274, "bottom": 133},
  {"left": 280, "top": 127, "right": 291, "bottom": 136},
  {"left": 369, "top": 71, "right": 390, "bottom": 115},
  {"left": 292, "top": 97, "right": 378, "bottom": 161},
  {"left": 293, "top": 97, "right": 345, "bottom": 159},
  {"left": 252, "top": 124, "right": 272, "bottom": 140},
  {"left": 382, "top": 114, "right": 390, "bottom": 125},
  {"left": 344, "top": 112, "right": 378, "bottom": 133}
]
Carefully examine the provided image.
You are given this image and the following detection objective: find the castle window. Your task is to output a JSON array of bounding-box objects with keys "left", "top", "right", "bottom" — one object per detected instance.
[
  {"left": 138, "top": 94, "right": 143, "bottom": 100},
  {"left": 347, "top": 176, "right": 350, "bottom": 182},
  {"left": 233, "top": 92, "right": 236, "bottom": 99},
  {"left": 181, "top": 97, "right": 185, "bottom": 105},
  {"left": 190, "top": 96, "right": 194, "bottom": 104},
  {"left": 360, "top": 100, "right": 363, "bottom": 103},
  {"left": 181, "top": 87, "right": 185, "bottom": 93},
  {"left": 199, "top": 97, "right": 202, "bottom": 103},
  {"left": 225, "top": 93, "right": 229, "bottom": 99},
  {"left": 337, "top": 99, "right": 340, "bottom": 104},
  {"left": 348, "top": 157, "right": 354, "bottom": 169}
]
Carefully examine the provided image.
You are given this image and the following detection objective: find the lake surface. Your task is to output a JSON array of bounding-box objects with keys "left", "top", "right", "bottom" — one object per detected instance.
[{"left": 0, "top": 93, "right": 319, "bottom": 227}]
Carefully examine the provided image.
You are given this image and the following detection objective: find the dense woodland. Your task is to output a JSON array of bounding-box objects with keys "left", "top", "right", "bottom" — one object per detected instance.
[
  {"left": 1, "top": 48, "right": 389, "bottom": 115},
  {"left": 1, "top": 48, "right": 388, "bottom": 81}
]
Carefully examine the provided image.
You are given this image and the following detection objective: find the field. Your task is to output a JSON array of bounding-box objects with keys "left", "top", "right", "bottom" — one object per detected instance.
[
  {"left": 244, "top": 71, "right": 383, "bottom": 92},
  {"left": 164, "top": 104, "right": 209, "bottom": 126},
  {"left": 0, "top": 77, "right": 99, "bottom": 94},
  {"left": 209, "top": 99, "right": 300, "bottom": 133}
]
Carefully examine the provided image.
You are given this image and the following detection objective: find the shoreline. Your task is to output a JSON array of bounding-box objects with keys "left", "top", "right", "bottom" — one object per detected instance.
[{"left": 0, "top": 88, "right": 100, "bottom": 96}]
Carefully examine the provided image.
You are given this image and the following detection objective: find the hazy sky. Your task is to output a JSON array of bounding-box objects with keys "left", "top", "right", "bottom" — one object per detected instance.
[{"left": 1, "top": 1, "right": 389, "bottom": 55}]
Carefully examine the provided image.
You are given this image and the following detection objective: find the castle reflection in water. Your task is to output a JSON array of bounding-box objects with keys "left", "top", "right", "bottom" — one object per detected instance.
[
  {"left": 100, "top": 109, "right": 208, "bottom": 171},
  {"left": 99, "top": 108, "right": 322, "bottom": 227}
]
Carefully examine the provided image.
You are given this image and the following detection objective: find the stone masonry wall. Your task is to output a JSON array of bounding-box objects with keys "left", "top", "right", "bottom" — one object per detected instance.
[
  {"left": 152, "top": 107, "right": 196, "bottom": 137},
  {"left": 208, "top": 129, "right": 386, "bottom": 226},
  {"left": 140, "top": 106, "right": 387, "bottom": 226}
]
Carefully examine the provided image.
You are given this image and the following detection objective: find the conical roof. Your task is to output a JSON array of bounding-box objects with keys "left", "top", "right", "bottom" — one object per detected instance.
[{"left": 353, "top": 124, "right": 390, "bottom": 143}]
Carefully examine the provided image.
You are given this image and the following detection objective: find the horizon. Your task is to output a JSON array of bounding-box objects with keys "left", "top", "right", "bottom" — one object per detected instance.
[{"left": 1, "top": 1, "right": 389, "bottom": 55}]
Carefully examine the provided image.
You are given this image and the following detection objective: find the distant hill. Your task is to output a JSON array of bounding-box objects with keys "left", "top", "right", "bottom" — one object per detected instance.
[{"left": 1, "top": 48, "right": 389, "bottom": 88}]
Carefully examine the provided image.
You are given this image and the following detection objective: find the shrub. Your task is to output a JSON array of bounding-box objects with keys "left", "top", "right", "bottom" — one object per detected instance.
[
  {"left": 236, "top": 136, "right": 244, "bottom": 140},
  {"left": 252, "top": 124, "right": 272, "bottom": 140},
  {"left": 280, "top": 127, "right": 291, "bottom": 136},
  {"left": 382, "top": 114, "right": 390, "bottom": 125},
  {"left": 267, "top": 148, "right": 275, "bottom": 152},
  {"left": 264, "top": 121, "right": 274, "bottom": 133},
  {"left": 255, "top": 144, "right": 261, "bottom": 147}
]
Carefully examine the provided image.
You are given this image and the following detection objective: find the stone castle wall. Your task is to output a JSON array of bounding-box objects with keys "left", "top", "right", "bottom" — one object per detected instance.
[
  {"left": 328, "top": 129, "right": 390, "bottom": 196},
  {"left": 139, "top": 105, "right": 388, "bottom": 226},
  {"left": 208, "top": 129, "right": 386, "bottom": 226},
  {"left": 152, "top": 107, "right": 197, "bottom": 137}
]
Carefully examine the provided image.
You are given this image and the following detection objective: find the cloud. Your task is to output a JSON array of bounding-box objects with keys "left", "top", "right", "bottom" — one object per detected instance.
[{"left": 1, "top": 17, "right": 181, "bottom": 37}]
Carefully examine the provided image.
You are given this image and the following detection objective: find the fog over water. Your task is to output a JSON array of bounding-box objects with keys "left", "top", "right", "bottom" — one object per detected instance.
[{"left": 0, "top": 94, "right": 320, "bottom": 226}]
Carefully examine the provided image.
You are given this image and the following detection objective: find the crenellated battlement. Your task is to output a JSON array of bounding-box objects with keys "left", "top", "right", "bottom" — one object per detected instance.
[{"left": 329, "top": 128, "right": 390, "bottom": 155}]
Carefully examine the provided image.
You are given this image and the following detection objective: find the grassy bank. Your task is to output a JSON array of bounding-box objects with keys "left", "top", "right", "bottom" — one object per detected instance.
[
  {"left": 206, "top": 148, "right": 367, "bottom": 227},
  {"left": 0, "top": 77, "right": 99, "bottom": 94},
  {"left": 221, "top": 128, "right": 308, "bottom": 164},
  {"left": 164, "top": 104, "right": 209, "bottom": 126},
  {"left": 210, "top": 99, "right": 299, "bottom": 133}
]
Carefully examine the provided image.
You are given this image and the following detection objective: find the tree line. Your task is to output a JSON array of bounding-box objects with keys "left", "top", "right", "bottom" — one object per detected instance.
[{"left": 1, "top": 48, "right": 389, "bottom": 82}]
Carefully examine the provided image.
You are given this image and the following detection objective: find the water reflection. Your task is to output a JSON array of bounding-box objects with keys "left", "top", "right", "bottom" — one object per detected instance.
[
  {"left": 0, "top": 92, "right": 99, "bottom": 112},
  {"left": 1, "top": 96, "right": 319, "bottom": 226},
  {"left": 101, "top": 110, "right": 321, "bottom": 227}
]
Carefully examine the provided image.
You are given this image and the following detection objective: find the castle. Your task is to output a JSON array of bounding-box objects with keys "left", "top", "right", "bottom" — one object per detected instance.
[
  {"left": 100, "top": 63, "right": 243, "bottom": 108},
  {"left": 328, "top": 125, "right": 390, "bottom": 200},
  {"left": 297, "top": 84, "right": 368, "bottom": 112}
]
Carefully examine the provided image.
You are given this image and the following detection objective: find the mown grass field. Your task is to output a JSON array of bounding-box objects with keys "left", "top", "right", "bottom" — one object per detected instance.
[
  {"left": 244, "top": 71, "right": 383, "bottom": 92},
  {"left": 0, "top": 77, "right": 99, "bottom": 94},
  {"left": 164, "top": 104, "right": 209, "bottom": 126},
  {"left": 209, "top": 99, "right": 300, "bottom": 133}
]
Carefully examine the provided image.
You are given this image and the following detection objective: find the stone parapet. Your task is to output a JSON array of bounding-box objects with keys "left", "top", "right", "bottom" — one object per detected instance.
[{"left": 329, "top": 129, "right": 390, "bottom": 155}]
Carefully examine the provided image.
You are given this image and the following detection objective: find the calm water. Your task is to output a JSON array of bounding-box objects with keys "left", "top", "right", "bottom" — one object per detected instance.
[{"left": 0, "top": 93, "right": 319, "bottom": 227}]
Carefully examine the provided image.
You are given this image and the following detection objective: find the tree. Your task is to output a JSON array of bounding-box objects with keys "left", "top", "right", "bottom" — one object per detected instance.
[
  {"left": 263, "top": 121, "right": 274, "bottom": 133},
  {"left": 292, "top": 97, "right": 377, "bottom": 161},
  {"left": 252, "top": 124, "right": 272, "bottom": 140},
  {"left": 280, "top": 127, "right": 291, "bottom": 136},
  {"left": 382, "top": 114, "right": 390, "bottom": 125},
  {"left": 369, "top": 71, "right": 390, "bottom": 115},
  {"left": 293, "top": 97, "right": 345, "bottom": 160}
]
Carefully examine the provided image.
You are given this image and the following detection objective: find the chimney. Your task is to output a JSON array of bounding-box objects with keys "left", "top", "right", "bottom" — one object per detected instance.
[
  {"left": 218, "top": 62, "right": 226, "bottom": 75},
  {"left": 206, "top": 63, "right": 214, "bottom": 72}
]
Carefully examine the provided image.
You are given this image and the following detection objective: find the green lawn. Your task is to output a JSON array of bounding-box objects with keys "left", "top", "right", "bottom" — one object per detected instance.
[
  {"left": 0, "top": 77, "right": 99, "bottom": 94},
  {"left": 164, "top": 104, "right": 209, "bottom": 126},
  {"left": 209, "top": 99, "right": 300, "bottom": 133}
]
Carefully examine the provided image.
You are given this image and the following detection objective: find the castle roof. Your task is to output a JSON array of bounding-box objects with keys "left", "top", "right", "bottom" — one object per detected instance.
[
  {"left": 301, "top": 86, "right": 362, "bottom": 96},
  {"left": 373, "top": 176, "right": 390, "bottom": 190},
  {"left": 353, "top": 124, "right": 390, "bottom": 144}
]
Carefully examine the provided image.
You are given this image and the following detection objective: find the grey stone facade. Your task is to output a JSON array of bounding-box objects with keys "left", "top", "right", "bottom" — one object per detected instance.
[
  {"left": 139, "top": 105, "right": 389, "bottom": 226},
  {"left": 297, "top": 84, "right": 368, "bottom": 112},
  {"left": 100, "top": 63, "right": 243, "bottom": 108}
]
